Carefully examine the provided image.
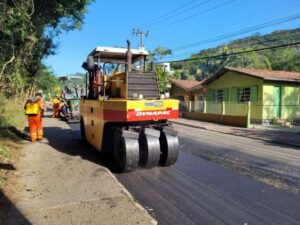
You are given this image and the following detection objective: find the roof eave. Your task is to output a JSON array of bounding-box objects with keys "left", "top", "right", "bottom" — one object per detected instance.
[
  {"left": 188, "top": 84, "right": 203, "bottom": 92},
  {"left": 264, "top": 78, "right": 300, "bottom": 83}
]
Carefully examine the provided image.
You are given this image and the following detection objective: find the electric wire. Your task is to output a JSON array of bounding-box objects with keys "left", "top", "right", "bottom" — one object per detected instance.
[
  {"left": 172, "top": 13, "right": 300, "bottom": 51},
  {"left": 150, "top": 0, "right": 234, "bottom": 31},
  {"left": 138, "top": 0, "right": 198, "bottom": 28},
  {"left": 160, "top": 41, "right": 300, "bottom": 63},
  {"left": 186, "top": 0, "right": 300, "bottom": 43},
  {"left": 143, "top": 0, "right": 213, "bottom": 29},
  {"left": 165, "top": 37, "right": 289, "bottom": 60}
]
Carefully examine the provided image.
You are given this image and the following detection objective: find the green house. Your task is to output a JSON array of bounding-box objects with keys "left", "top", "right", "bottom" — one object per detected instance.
[{"left": 201, "top": 67, "right": 300, "bottom": 124}]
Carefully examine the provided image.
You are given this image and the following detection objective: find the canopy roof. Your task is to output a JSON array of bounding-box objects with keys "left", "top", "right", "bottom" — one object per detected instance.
[
  {"left": 59, "top": 75, "right": 83, "bottom": 81},
  {"left": 88, "top": 47, "right": 149, "bottom": 64}
]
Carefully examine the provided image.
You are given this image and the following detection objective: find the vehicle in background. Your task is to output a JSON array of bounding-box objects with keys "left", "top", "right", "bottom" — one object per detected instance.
[{"left": 58, "top": 76, "right": 83, "bottom": 123}]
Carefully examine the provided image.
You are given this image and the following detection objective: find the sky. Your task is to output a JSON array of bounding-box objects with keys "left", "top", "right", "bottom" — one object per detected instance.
[{"left": 44, "top": 0, "right": 300, "bottom": 76}]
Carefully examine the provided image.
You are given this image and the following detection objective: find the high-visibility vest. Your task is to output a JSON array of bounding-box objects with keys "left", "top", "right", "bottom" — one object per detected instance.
[{"left": 25, "top": 102, "right": 39, "bottom": 115}]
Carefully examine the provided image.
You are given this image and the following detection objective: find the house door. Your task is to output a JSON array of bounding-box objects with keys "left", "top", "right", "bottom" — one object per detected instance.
[{"left": 273, "top": 86, "right": 281, "bottom": 118}]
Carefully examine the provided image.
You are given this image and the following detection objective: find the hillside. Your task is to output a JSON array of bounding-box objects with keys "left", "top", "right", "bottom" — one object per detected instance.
[{"left": 171, "top": 28, "right": 300, "bottom": 81}]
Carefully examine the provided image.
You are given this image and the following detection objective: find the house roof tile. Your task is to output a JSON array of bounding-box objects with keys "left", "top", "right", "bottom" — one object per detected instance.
[
  {"left": 171, "top": 79, "right": 202, "bottom": 90},
  {"left": 227, "top": 67, "right": 300, "bottom": 81},
  {"left": 202, "top": 67, "right": 300, "bottom": 85}
]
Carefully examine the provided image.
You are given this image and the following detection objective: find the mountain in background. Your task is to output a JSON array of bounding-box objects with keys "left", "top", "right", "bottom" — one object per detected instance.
[{"left": 171, "top": 28, "right": 300, "bottom": 81}]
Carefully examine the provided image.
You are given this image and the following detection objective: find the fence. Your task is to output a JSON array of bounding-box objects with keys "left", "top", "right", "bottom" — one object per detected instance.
[
  {"left": 180, "top": 101, "right": 300, "bottom": 131},
  {"left": 181, "top": 101, "right": 249, "bottom": 127}
]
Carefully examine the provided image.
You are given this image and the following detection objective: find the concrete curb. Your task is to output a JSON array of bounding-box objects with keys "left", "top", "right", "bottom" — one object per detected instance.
[
  {"left": 107, "top": 169, "right": 158, "bottom": 225},
  {"left": 172, "top": 121, "right": 300, "bottom": 148}
]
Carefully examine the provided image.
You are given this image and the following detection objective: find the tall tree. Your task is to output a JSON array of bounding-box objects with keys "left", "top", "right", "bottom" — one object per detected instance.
[
  {"left": 0, "top": 0, "right": 93, "bottom": 97},
  {"left": 153, "top": 47, "right": 172, "bottom": 60}
]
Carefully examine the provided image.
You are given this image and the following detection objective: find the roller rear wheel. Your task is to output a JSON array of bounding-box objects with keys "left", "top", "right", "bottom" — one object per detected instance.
[
  {"left": 159, "top": 132, "right": 179, "bottom": 166},
  {"left": 139, "top": 132, "right": 161, "bottom": 168},
  {"left": 113, "top": 129, "right": 139, "bottom": 172}
]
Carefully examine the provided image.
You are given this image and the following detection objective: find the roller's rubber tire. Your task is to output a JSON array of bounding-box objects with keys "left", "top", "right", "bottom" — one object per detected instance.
[
  {"left": 113, "top": 129, "right": 139, "bottom": 172},
  {"left": 139, "top": 132, "right": 161, "bottom": 168},
  {"left": 80, "top": 117, "right": 86, "bottom": 141},
  {"left": 159, "top": 132, "right": 179, "bottom": 166}
]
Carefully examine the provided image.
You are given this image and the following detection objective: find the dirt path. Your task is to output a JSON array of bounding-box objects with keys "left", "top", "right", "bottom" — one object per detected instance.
[{"left": 1, "top": 118, "right": 155, "bottom": 225}]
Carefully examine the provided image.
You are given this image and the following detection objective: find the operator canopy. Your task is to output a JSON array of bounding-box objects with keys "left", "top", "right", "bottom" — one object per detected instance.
[{"left": 88, "top": 46, "right": 149, "bottom": 64}]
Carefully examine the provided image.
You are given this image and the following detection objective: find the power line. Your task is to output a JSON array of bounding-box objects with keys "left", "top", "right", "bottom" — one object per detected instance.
[
  {"left": 172, "top": 13, "right": 300, "bottom": 51},
  {"left": 165, "top": 37, "right": 287, "bottom": 59},
  {"left": 161, "top": 42, "right": 300, "bottom": 63},
  {"left": 150, "top": 0, "right": 299, "bottom": 53},
  {"left": 138, "top": 0, "right": 198, "bottom": 28},
  {"left": 150, "top": 0, "right": 235, "bottom": 31},
  {"left": 164, "top": 28, "right": 300, "bottom": 59},
  {"left": 186, "top": 0, "right": 300, "bottom": 43},
  {"left": 143, "top": 0, "right": 212, "bottom": 29}
]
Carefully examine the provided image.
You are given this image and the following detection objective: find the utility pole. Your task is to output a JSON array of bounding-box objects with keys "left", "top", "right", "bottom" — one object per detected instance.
[{"left": 132, "top": 29, "right": 149, "bottom": 50}]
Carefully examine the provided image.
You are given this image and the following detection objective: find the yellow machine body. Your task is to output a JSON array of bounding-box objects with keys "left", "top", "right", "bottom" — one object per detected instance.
[
  {"left": 80, "top": 98, "right": 179, "bottom": 151},
  {"left": 79, "top": 44, "right": 180, "bottom": 172}
]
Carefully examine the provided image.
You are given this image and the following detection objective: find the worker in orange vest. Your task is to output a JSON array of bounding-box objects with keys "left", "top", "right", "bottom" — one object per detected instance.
[
  {"left": 25, "top": 93, "right": 44, "bottom": 142},
  {"left": 52, "top": 96, "right": 60, "bottom": 118},
  {"left": 35, "top": 93, "right": 44, "bottom": 140}
]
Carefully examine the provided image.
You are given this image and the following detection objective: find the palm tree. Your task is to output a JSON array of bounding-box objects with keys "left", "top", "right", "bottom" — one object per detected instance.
[{"left": 153, "top": 47, "right": 172, "bottom": 61}]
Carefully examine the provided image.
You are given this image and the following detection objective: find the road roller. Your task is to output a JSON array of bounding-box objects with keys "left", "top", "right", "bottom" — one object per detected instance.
[{"left": 80, "top": 41, "right": 179, "bottom": 172}]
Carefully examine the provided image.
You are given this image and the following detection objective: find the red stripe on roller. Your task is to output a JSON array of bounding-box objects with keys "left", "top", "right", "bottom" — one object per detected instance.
[
  {"left": 103, "top": 110, "right": 127, "bottom": 121},
  {"left": 104, "top": 109, "right": 179, "bottom": 122}
]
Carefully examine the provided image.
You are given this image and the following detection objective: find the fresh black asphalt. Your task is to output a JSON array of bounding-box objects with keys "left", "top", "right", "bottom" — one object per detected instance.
[{"left": 70, "top": 123, "right": 300, "bottom": 225}]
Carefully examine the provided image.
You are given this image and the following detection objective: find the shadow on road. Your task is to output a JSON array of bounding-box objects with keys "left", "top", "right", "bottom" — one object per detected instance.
[
  {"left": 0, "top": 190, "right": 31, "bottom": 225},
  {"left": 43, "top": 125, "right": 119, "bottom": 173},
  {"left": 0, "top": 163, "right": 16, "bottom": 170}
]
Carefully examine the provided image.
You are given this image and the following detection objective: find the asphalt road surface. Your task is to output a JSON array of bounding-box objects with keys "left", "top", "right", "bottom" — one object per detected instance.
[
  {"left": 175, "top": 124, "right": 300, "bottom": 193},
  {"left": 70, "top": 123, "right": 300, "bottom": 225}
]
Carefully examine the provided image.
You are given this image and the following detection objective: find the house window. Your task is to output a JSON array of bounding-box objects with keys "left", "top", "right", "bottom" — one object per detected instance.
[
  {"left": 215, "top": 90, "right": 224, "bottom": 102},
  {"left": 238, "top": 88, "right": 250, "bottom": 102}
]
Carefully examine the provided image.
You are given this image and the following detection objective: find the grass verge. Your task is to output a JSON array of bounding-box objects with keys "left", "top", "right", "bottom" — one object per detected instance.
[
  {"left": 0, "top": 93, "right": 27, "bottom": 188},
  {"left": 0, "top": 130, "right": 23, "bottom": 188}
]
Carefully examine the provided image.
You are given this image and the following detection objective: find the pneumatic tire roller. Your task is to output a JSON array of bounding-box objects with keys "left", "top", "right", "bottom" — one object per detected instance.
[{"left": 80, "top": 41, "right": 180, "bottom": 172}]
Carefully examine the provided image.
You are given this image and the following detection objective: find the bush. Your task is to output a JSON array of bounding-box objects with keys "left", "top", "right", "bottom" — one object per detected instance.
[{"left": 0, "top": 93, "right": 27, "bottom": 131}]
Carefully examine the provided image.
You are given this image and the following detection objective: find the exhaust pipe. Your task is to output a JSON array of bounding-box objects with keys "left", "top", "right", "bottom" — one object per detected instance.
[{"left": 126, "top": 40, "right": 132, "bottom": 73}]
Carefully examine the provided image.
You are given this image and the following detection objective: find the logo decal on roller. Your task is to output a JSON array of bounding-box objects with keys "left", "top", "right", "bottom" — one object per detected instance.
[
  {"left": 144, "top": 101, "right": 164, "bottom": 108},
  {"left": 136, "top": 111, "right": 171, "bottom": 117}
]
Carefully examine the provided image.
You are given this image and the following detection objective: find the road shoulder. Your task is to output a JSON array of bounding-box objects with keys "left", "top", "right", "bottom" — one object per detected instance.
[{"left": 1, "top": 118, "right": 156, "bottom": 225}]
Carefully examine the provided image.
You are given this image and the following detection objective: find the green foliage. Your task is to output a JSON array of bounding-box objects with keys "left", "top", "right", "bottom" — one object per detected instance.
[
  {"left": 269, "top": 48, "right": 300, "bottom": 71},
  {"left": 156, "top": 65, "right": 165, "bottom": 93},
  {"left": 36, "top": 65, "right": 59, "bottom": 98},
  {"left": 0, "top": 93, "right": 27, "bottom": 130},
  {"left": 0, "top": 0, "right": 93, "bottom": 97},
  {"left": 171, "top": 28, "right": 300, "bottom": 80},
  {"left": 153, "top": 47, "right": 172, "bottom": 60}
]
